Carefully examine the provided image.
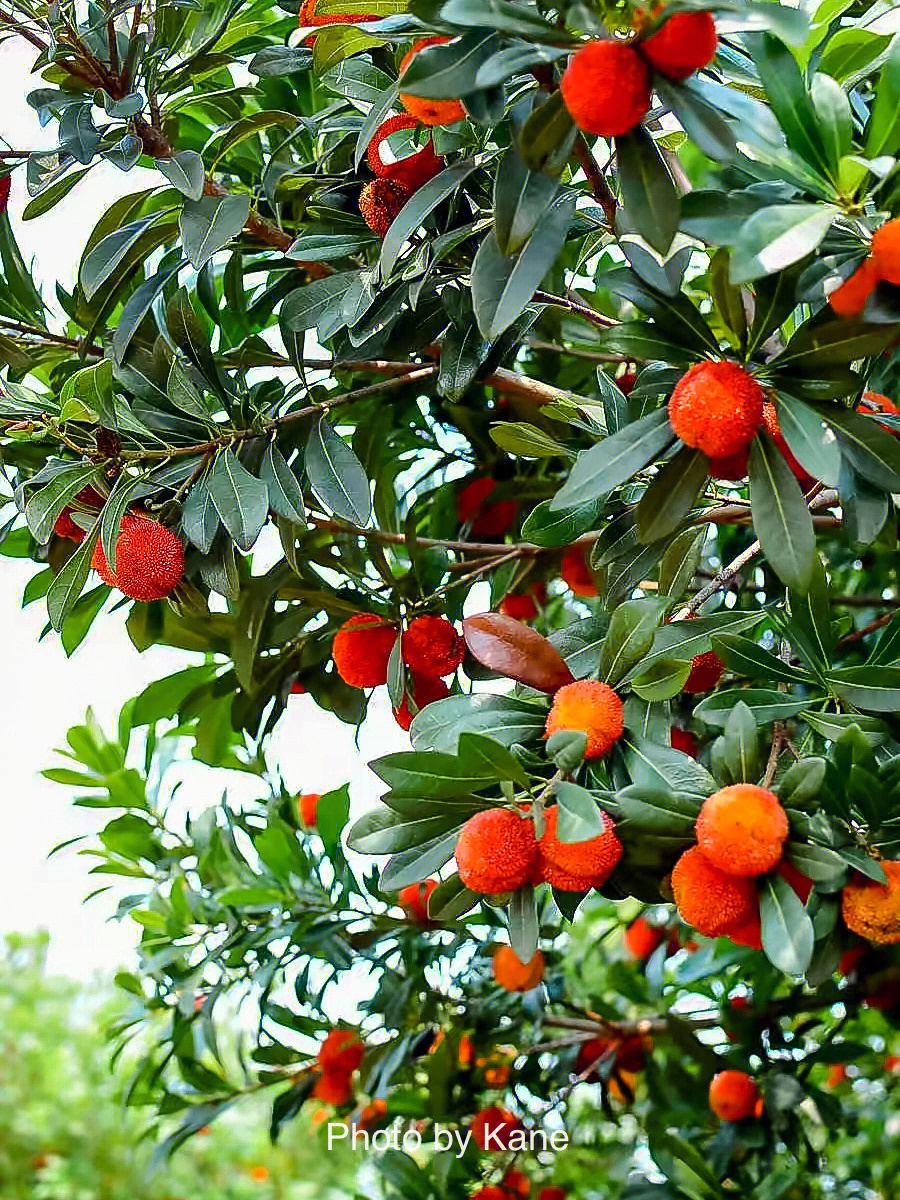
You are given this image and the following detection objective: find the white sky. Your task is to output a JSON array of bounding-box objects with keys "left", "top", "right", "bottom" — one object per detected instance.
[{"left": 0, "top": 38, "right": 408, "bottom": 978}]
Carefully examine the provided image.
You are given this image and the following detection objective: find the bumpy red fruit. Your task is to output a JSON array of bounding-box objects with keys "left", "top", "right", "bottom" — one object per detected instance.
[
  {"left": 538, "top": 1189, "right": 567, "bottom": 1200},
  {"left": 318, "top": 1029, "right": 365, "bottom": 1074},
  {"left": 457, "top": 477, "right": 518, "bottom": 539},
  {"left": 54, "top": 485, "right": 105, "bottom": 542},
  {"left": 871, "top": 218, "right": 900, "bottom": 285},
  {"left": 397, "top": 878, "right": 438, "bottom": 923},
  {"left": 312, "top": 1071, "right": 354, "bottom": 1105},
  {"left": 639, "top": 11, "right": 718, "bottom": 80},
  {"left": 561, "top": 41, "right": 651, "bottom": 137},
  {"left": 399, "top": 37, "right": 466, "bottom": 126},
  {"left": 668, "top": 361, "right": 765, "bottom": 458},
  {"left": 682, "top": 650, "right": 725, "bottom": 694},
  {"left": 828, "top": 258, "right": 881, "bottom": 317},
  {"left": 332, "top": 613, "right": 397, "bottom": 688},
  {"left": 492, "top": 945, "right": 545, "bottom": 992},
  {"left": 540, "top": 804, "right": 622, "bottom": 886},
  {"left": 560, "top": 546, "right": 598, "bottom": 597},
  {"left": 359, "top": 178, "right": 411, "bottom": 237},
  {"left": 499, "top": 588, "right": 541, "bottom": 621},
  {"left": 537, "top": 857, "right": 598, "bottom": 893},
  {"left": 842, "top": 861, "right": 900, "bottom": 944},
  {"left": 708, "top": 447, "right": 750, "bottom": 480},
  {"left": 392, "top": 673, "right": 450, "bottom": 730},
  {"left": 366, "top": 115, "right": 444, "bottom": 192},
  {"left": 470, "top": 1105, "right": 523, "bottom": 1151},
  {"left": 455, "top": 808, "right": 539, "bottom": 895},
  {"left": 545, "top": 680, "right": 624, "bottom": 760},
  {"left": 91, "top": 513, "right": 184, "bottom": 600},
  {"left": 402, "top": 615, "right": 464, "bottom": 677},
  {"left": 696, "top": 784, "right": 789, "bottom": 876},
  {"left": 709, "top": 1070, "right": 760, "bottom": 1121},
  {"left": 671, "top": 845, "right": 757, "bottom": 936}
]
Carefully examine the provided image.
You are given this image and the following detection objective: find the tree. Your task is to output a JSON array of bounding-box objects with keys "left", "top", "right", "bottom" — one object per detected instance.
[{"left": 0, "top": 0, "right": 899, "bottom": 1194}]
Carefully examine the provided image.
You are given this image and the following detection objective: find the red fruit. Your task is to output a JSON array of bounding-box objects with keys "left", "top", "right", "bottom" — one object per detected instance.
[
  {"left": 366, "top": 114, "right": 444, "bottom": 192},
  {"left": 826, "top": 1063, "right": 848, "bottom": 1089},
  {"left": 728, "top": 913, "right": 763, "bottom": 950},
  {"left": 298, "top": 0, "right": 379, "bottom": 44},
  {"left": 777, "top": 860, "right": 813, "bottom": 904},
  {"left": 397, "top": 878, "right": 438, "bottom": 924},
  {"left": 402, "top": 615, "right": 464, "bottom": 677},
  {"left": 539, "top": 805, "right": 622, "bottom": 887},
  {"left": 668, "top": 361, "right": 765, "bottom": 459},
  {"left": 709, "top": 1070, "right": 761, "bottom": 1121},
  {"left": 871, "top": 218, "right": 900, "bottom": 285},
  {"left": 538, "top": 1190, "right": 567, "bottom": 1200},
  {"left": 839, "top": 946, "right": 867, "bottom": 977},
  {"left": 456, "top": 808, "right": 539, "bottom": 895},
  {"left": 312, "top": 1071, "right": 354, "bottom": 1105},
  {"left": 885, "top": 1055, "right": 900, "bottom": 1072},
  {"left": 289, "top": 680, "right": 307, "bottom": 695},
  {"left": 828, "top": 258, "right": 881, "bottom": 318},
  {"left": 639, "top": 11, "right": 717, "bottom": 80},
  {"left": 0, "top": 174, "right": 10, "bottom": 212},
  {"left": 708, "top": 447, "right": 750, "bottom": 480},
  {"left": 537, "top": 857, "right": 597, "bottom": 893},
  {"left": 617, "top": 369, "right": 637, "bottom": 395},
  {"left": 471, "top": 1189, "right": 509, "bottom": 1200},
  {"left": 544, "top": 680, "right": 624, "bottom": 760},
  {"left": 399, "top": 37, "right": 466, "bottom": 126},
  {"left": 864, "top": 979, "right": 900, "bottom": 1011},
  {"left": 561, "top": 41, "right": 651, "bottom": 137},
  {"left": 670, "top": 727, "right": 698, "bottom": 758},
  {"left": 501, "top": 1169, "right": 531, "bottom": 1198},
  {"left": 577, "top": 1035, "right": 648, "bottom": 1077},
  {"left": 671, "top": 846, "right": 757, "bottom": 937},
  {"left": 332, "top": 613, "right": 397, "bottom": 688},
  {"left": 392, "top": 673, "right": 450, "bottom": 730},
  {"left": 560, "top": 546, "right": 598, "bottom": 597},
  {"left": 457, "top": 477, "right": 518, "bottom": 539},
  {"left": 299, "top": 792, "right": 321, "bottom": 827},
  {"left": 499, "top": 590, "right": 540, "bottom": 621},
  {"left": 470, "top": 1105, "right": 523, "bottom": 1151},
  {"left": 54, "top": 485, "right": 105, "bottom": 542},
  {"left": 91, "top": 513, "right": 184, "bottom": 601},
  {"left": 359, "top": 178, "right": 411, "bottom": 237},
  {"left": 696, "top": 784, "right": 789, "bottom": 877},
  {"left": 492, "top": 945, "right": 545, "bottom": 992},
  {"left": 682, "top": 650, "right": 725, "bottom": 694},
  {"left": 318, "top": 1029, "right": 365, "bottom": 1075},
  {"left": 624, "top": 915, "right": 665, "bottom": 960},
  {"left": 859, "top": 391, "right": 900, "bottom": 434}
]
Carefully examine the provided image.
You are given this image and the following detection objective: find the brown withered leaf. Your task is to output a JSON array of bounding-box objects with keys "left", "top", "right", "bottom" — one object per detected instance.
[{"left": 463, "top": 612, "right": 574, "bottom": 694}]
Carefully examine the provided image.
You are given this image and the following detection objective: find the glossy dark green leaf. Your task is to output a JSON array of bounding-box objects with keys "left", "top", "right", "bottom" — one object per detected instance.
[
  {"left": 305, "top": 414, "right": 372, "bottom": 525},
  {"left": 615, "top": 128, "right": 680, "bottom": 256},
  {"left": 636, "top": 447, "right": 708, "bottom": 543},
  {"left": 493, "top": 145, "right": 559, "bottom": 256},
  {"left": 207, "top": 448, "right": 269, "bottom": 551},
  {"left": 179, "top": 193, "right": 250, "bottom": 270},
  {"left": 157, "top": 150, "right": 206, "bottom": 201},
  {"left": 551, "top": 407, "right": 674, "bottom": 511},
  {"left": 749, "top": 432, "right": 816, "bottom": 592},
  {"left": 760, "top": 872, "right": 815, "bottom": 977}
]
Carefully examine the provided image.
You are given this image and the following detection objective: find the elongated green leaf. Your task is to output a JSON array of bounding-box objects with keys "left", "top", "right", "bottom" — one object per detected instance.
[
  {"left": 825, "top": 408, "right": 900, "bottom": 491},
  {"left": 826, "top": 666, "right": 900, "bottom": 713},
  {"left": 730, "top": 204, "right": 838, "bottom": 284},
  {"left": 260, "top": 443, "right": 306, "bottom": 525},
  {"left": 48, "top": 519, "right": 101, "bottom": 631},
  {"left": 411, "top": 694, "right": 546, "bottom": 753},
  {"left": 636, "top": 447, "right": 708, "bottom": 543},
  {"left": 25, "top": 464, "right": 102, "bottom": 544},
  {"left": 305, "top": 415, "right": 372, "bottom": 525},
  {"left": 615, "top": 128, "right": 680, "bottom": 255},
  {"left": 749, "top": 432, "right": 816, "bottom": 592},
  {"left": 550, "top": 407, "right": 674, "bottom": 511},
  {"left": 380, "top": 160, "right": 477, "bottom": 279},
  {"left": 493, "top": 144, "right": 559, "bottom": 256},
  {"left": 22, "top": 165, "right": 92, "bottom": 219},
  {"left": 760, "top": 873, "right": 815, "bottom": 977},
  {"left": 775, "top": 393, "right": 842, "bottom": 487},
  {"left": 207, "top": 447, "right": 269, "bottom": 551},
  {"left": 508, "top": 885, "right": 538, "bottom": 962},
  {"left": 157, "top": 150, "right": 205, "bottom": 201},
  {"left": 179, "top": 193, "right": 250, "bottom": 270},
  {"left": 100, "top": 470, "right": 152, "bottom": 568},
  {"left": 399, "top": 30, "right": 502, "bottom": 98}
]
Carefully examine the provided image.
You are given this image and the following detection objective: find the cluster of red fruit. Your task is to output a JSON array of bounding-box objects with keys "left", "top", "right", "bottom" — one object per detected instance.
[
  {"left": 331, "top": 611, "right": 463, "bottom": 728},
  {"left": 671, "top": 783, "right": 797, "bottom": 947},
  {"left": 829, "top": 217, "right": 900, "bottom": 318},
  {"left": 55, "top": 489, "right": 184, "bottom": 602},
  {"left": 472, "top": 1167, "right": 565, "bottom": 1200},
  {"left": 561, "top": 10, "right": 718, "bottom": 138},
  {"left": 311, "top": 1028, "right": 366, "bottom": 1106},
  {"left": 455, "top": 798, "right": 622, "bottom": 896},
  {"left": 360, "top": 37, "right": 465, "bottom": 236}
]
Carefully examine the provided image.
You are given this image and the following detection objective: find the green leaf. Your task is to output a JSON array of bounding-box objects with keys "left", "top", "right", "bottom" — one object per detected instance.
[
  {"left": 380, "top": 829, "right": 460, "bottom": 889},
  {"left": 508, "top": 885, "right": 538, "bottom": 961},
  {"left": 457, "top": 732, "right": 530, "bottom": 789},
  {"left": 659, "top": 527, "right": 705, "bottom": 599},
  {"left": 410, "top": 694, "right": 546, "bottom": 753},
  {"left": 348, "top": 808, "right": 466, "bottom": 854},
  {"left": 636, "top": 447, "right": 708, "bottom": 543},
  {"left": 380, "top": 160, "right": 478, "bottom": 279},
  {"left": 179, "top": 193, "right": 250, "bottom": 270},
  {"left": 749, "top": 432, "right": 816, "bottom": 592},
  {"left": 305, "top": 414, "right": 372, "bottom": 525},
  {"left": 810, "top": 74, "right": 852, "bottom": 172},
  {"left": 399, "top": 30, "right": 501, "bottom": 98},
  {"left": 760, "top": 873, "right": 815, "bottom": 977},
  {"left": 24, "top": 464, "right": 102, "bottom": 544},
  {"left": 546, "top": 730, "right": 587, "bottom": 773},
  {"left": 182, "top": 476, "right": 219, "bottom": 554},
  {"left": 615, "top": 128, "right": 680, "bottom": 255},
  {"left": 490, "top": 422, "right": 569, "bottom": 459},
  {"left": 260, "top": 443, "right": 306, "bottom": 526},
  {"left": 428, "top": 873, "right": 478, "bottom": 920},
  {"left": 710, "top": 633, "right": 814, "bottom": 685},
  {"left": 48, "top": 519, "right": 101, "bottom": 631},
  {"left": 747, "top": 33, "right": 830, "bottom": 177},
  {"left": 778, "top": 318, "right": 898, "bottom": 366},
  {"left": 371, "top": 751, "right": 499, "bottom": 797},
  {"left": 630, "top": 657, "right": 692, "bottom": 701},
  {"left": 654, "top": 77, "right": 738, "bottom": 162},
  {"left": 515, "top": 90, "right": 576, "bottom": 176},
  {"left": 550, "top": 408, "right": 674, "bottom": 511},
  {"left": 694, "top": 690, "right": 812, "bottom": 727},
  {"left": 865, "top": 32, "right": 900, "bottom": 156},
  {"left": 775, "top": 393, "right": 842, "bottom": 488},
  {"left": 555, "top": 781, "right": 607, "bottom": 842},
  {"left": 281, "top": 272, "right": 361, "bottom": 333},
  {"left": 207, "top": 448, "right": 269, "bottom": 551},
  {"left": 493, "top": 145, "right": 559, "bottom": 256},
  {"left": 730, "top": 204, "right": 838, "bottom": 284},
  {"left": 824, "top": 408, "right": 900, "bottom": 491},
  {"left": 100, "top": 470, "right": 152, "bottom": 569},
  {"left": 472, "top": 191, "right": 575, "bottom": 340},
  {"left": 722, "top": 700, "right": 761, "bottom": 782},
  {"left": 615, "top": 785, "right": 699, "bottom": 836},
  {"left": 826, "top": 666, "right": 900, "bottom": 713},
  {"left": 600, "top": 597, "right": 668, "bottom": 686},
  {"left": 22, "top": 165, "right": 92, "bottom": 219},
  {"left": 157, "top": 150, "right": 206, "bottom": 201}
]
